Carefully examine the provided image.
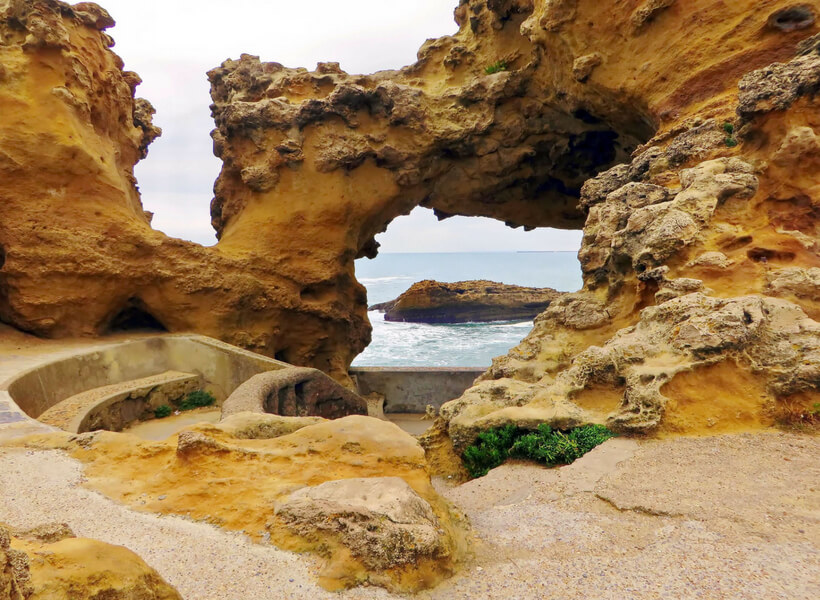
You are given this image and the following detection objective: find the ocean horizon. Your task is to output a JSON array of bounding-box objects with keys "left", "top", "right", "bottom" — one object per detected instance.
[{"left": 353, "top": 251, "right": 581, "bottom": 367}]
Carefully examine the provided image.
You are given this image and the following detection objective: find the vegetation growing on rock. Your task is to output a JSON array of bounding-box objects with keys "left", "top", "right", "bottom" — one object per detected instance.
[{"left": 462, "top": 424, "right": 616, "bottom": 478}]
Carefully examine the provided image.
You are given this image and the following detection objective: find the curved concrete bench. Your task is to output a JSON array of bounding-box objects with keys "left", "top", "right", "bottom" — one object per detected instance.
[
  {"left": 222, "top": 367, "right": 367, "bottom": 420},
  {"left": 38, "top": 370, "right": 201, "bottom": 433}
]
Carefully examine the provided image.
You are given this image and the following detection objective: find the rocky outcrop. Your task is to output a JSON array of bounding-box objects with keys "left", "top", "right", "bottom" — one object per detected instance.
[
  {"left": 0, "top": 526, "right": 29, "bottom": 600},
  {"left": 370, "top": 280, "right": 562, "bottom": 323},
  {"left": 18, "top": 415, "right": 467, "bottom": 592},
  {"left": 275, "top": 477, "right": 450, "bottom": 589},
  {"left": 1, "top": 523, "right": 181, "bottom": 600},
  {"left": 0, "top": 0, "right": 818, "bottom": 423},
  {"left": 220, "top": 367, "right": 367, "bottom": 419},
  {"left": 0, "top": 0, "right": 368, "bottom": 384},
  {"left": 0, "top": 0, "right": 644, "bottom": 385},
  {"left": 426, "top": 18, "right": 820, "bottom": 457}
]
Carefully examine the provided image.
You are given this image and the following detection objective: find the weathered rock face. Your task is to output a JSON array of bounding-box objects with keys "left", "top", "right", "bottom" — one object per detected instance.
[
  {"left": 0, "top": 526, "right": 29, "bottom": 600},
  {"left": 370, "top": 280, "right": 562, "bottom": 323},
  {"left": 0, "top": 0, "right": 368, "bottom": 384},
  {"left": 0, "top": 0, "right": 645, "bottom": 385},
  {"left": 275, "top": 476, "right": 451, "bottom": 589},
  {"left": 1, "top": 0, "right": 818, "bottom": 406},
  {"left": 1, "top": 523, "right": 181, "bottom": 600},
  {"left": 17, "top": 415, "right": 467, "bottom": 592},
  {"left": 428, "top": 10, "right": 820, "bottom": 454}
]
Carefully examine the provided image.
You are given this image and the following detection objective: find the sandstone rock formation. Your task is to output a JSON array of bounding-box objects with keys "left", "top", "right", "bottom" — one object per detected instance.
[
  {"left": 275, "top": 476, "right": 450, "bottom": 590},
  {"left": 370, "top": 280, "right": 562, "bottom": 323},
  {"left": 17, "top": 415, "right": 467, "bottom": 592},
  {"left": 423, "top": 4, "right": 820, "bottom": 456},
  {"left": 0, "top": 0, "right": 818, "bottom": 436},
  {"left": 0, "top": 0, "right": 643, "bottom": 385},
  {"left": 1, "top": 523, "right": 181, "bottom": 600},
  {"left": 0, "top": 0, "right": 368, "bottom": 384}
]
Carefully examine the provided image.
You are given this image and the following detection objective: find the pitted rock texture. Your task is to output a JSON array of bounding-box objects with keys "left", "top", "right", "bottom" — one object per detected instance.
[
  {"left": 1, "top": 0, "right": 818, "bottom": 402},
  {"left": 16, "top": 416, "right": 466, "bottom": 592},
  {"left": 429, "top": 13, "right": 820, "bottom": 454},
  {"left": 370, "top": 280, "right": 562, "bottom": 323},
  {"left": 0, "top": 0, "right": 368, "bottom": 384},
  {"left": 275, "top": 476, "right": 450, "bottom": 588},
  {"left": 1, "top": 523, "right": 181, "bottom": 600}
]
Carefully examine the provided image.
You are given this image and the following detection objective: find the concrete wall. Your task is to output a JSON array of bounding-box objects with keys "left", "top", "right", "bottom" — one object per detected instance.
[
  {"left": 4, "top": 335, "right": 288, "bottom": 419},
  {"left": 351, "top": 367, "right": 485, "bottom": 413}
]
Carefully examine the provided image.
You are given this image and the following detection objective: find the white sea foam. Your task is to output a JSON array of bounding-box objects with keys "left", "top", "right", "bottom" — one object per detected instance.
[{"left": 354, "top": 252, "right": 580, "bottom": 367}]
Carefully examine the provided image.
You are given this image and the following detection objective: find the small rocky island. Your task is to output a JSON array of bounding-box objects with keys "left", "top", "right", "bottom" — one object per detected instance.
[{"left": 370, "top": 280, "right": 563, "bottom": 323}]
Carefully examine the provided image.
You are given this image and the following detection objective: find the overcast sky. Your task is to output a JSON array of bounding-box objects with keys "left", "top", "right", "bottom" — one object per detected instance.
[{"left": 102, "top": 0, "right": 582, "bottom": 252}]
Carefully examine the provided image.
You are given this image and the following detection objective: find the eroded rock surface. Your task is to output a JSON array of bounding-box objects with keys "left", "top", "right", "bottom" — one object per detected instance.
[
  {"left": 370, "top": 280, "right": 562, "bottom": 323},
  {"left": 428, "top": 15, "right": 820, "bottom": 456},
  {"left": 15, "top": 415, "right": 467, "bottom": 592},
  {"left": 1, "top": 523, "right": 180, "bottom": 600},
  {"left": 275, "top": 477, "right": 450, "bottom": 589},
  {"left": 0, "top": 1, "right": 818, "bottom": 448}
]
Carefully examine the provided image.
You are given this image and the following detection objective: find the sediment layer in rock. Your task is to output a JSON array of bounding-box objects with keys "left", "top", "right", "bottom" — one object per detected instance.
[{"left": 370, "top": 280, "right": 563, "bottom": 323}]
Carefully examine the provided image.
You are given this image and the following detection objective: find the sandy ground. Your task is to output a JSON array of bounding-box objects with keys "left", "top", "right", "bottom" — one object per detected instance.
[{"left": 1, "top": 431, "right": 817, "bottom": 599}]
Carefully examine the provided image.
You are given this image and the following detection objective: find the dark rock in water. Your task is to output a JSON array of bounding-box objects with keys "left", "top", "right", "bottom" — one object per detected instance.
[{"left": 369, "top": 280, "right": 563, "bottom": 324}]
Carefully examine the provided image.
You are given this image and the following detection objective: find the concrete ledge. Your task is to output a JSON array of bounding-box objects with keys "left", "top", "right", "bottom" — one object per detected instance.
[
  {"left": 350, "top": 367, "right": 485, "bottom": 413},
  {"left": 38, "top": 371, "right": 202, "bottom": 433},
  {"left": 3, "top": 334, "right": 288, "bottom": 422}
]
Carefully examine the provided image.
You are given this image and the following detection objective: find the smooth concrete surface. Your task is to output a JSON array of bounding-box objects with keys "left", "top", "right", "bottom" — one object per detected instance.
[
  {"left": 2, "top": 334, "right": 288, "bottom": 422},
  {"left": 351, "top": 367, "right": 485, "bottom": 413},
  {"left": 38, "top": 371, "right": 201, "bottom": 434}
]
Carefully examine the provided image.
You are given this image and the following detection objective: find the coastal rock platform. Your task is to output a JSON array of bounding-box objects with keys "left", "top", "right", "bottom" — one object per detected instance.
[{"left": 370, "top": 280, "right": 563, "bottom": 323}]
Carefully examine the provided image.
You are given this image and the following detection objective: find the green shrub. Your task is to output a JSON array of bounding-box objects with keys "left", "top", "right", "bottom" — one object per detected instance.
[
  {"left": 154, "top": 405, "right": 172, "bottom": 419},
  {"left": 462, "top": 424, "right": 518, "bottom": 478},
  {"left": 723, "top": 122, "right": 735, "bottom": 135},
  {"left": 179, "top": 390, "right": 216, "bottom": 411},
  {"left": 725, "top": 136, "right": 738, "bottom": 148},
  {"left": 484, "top": 60, "right": 508, "bottom": 75},
  {"left": 462, "top": 423, "right": 616, "bottom": 479}
]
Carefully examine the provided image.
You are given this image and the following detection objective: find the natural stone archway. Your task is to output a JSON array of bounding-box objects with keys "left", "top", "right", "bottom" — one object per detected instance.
[{"left": 1, "top": 0, "right": 818, "bottom": 399}]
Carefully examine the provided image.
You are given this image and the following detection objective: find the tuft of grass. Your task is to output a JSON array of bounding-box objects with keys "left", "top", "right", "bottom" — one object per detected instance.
[
  {"left": 462, "top": 423, "right": 616, "bottom": 478},
  {"left": 179, "top": 390, "right": 216, "bottom": 411},
  {"left": 484, "top": 60, "right": 508, "bottom": 75},
  {"left": 154, "top": 405, "right": 172, "bottom": 419}
]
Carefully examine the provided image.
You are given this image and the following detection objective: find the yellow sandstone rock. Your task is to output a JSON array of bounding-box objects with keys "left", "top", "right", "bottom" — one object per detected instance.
[{"left": 17, "top": 415, "right": 468, "bottom": 592}]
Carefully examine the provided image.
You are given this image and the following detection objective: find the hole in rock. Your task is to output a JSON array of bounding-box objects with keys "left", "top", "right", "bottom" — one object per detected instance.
[
  {"left": 747, "top": 248, "right": 796, "bottom": 263},
  {"left": 107, "top": 299, "right": 167, "bottom": 333},
  {"left": 352, "top": 207, "right": 584, "bottom": 370},
  {"left": 768, "top": 5, "right": 815, "bottom": 31}
]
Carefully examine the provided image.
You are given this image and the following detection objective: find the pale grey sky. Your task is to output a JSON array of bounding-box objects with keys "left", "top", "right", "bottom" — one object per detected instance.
[{"left": 102, "top": 0, "right": 583, "bottom": 252}]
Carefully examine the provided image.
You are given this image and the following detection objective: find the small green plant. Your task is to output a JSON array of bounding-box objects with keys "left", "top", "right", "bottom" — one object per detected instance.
[
  {"left": 723, "top": 122, "right": 739, "bottom": 147},
  {"left": 154, "top": 405, "right": 172, "bottom": 419},
  {"left": 462, "top": 423, "right": 616, "bottom": 479},
  {"left": 179, "top": 390, "right": 216, "bottom": 411},
  {"left": 462, "top": 424, "right": 518, "bottom": 478},
  {"left": 484, "top": 60, "right": 508, "bottom": 75}
]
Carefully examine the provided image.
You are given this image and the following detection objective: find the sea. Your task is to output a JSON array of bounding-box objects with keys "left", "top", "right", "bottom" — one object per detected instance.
[{"left": 352, "top": 252, "right": 582, "bottom": 367}]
